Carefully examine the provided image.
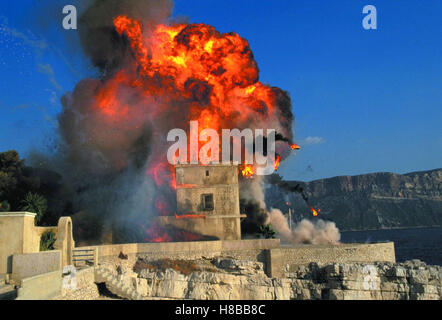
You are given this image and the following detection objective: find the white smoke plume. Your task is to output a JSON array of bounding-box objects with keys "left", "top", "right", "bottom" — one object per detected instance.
[{"left": 267, "top": 208, "right": 340, "bottom": 245}]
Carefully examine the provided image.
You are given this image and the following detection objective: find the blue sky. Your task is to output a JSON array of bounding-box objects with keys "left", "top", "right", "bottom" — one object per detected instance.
[{"left": 0, "top": 0, "right": 441, "bottom": 181}]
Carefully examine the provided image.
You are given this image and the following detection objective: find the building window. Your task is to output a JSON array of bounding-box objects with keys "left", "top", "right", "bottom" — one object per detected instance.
[
  {"left": 206, "top": 170, "right": 209, "bottom": 177},
  {"left": 201, "top": 194, "right": 214, "bottom": 211}
]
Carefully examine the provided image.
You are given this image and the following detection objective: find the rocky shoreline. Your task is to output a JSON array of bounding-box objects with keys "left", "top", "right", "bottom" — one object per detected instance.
[{"left": 94, "top": 257, "right": 442, "bottom": 300}]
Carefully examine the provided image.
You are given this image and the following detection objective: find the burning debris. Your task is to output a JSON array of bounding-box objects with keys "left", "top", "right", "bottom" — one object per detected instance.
[
  {"left": 266, "top": 174, "right": 322, "bottom": 217},
  {"left": 290, "top": 143, "right": 301, "bottom": 150},
  {"left": 235, "top": 131, "right": 300, "bottom": 179}
]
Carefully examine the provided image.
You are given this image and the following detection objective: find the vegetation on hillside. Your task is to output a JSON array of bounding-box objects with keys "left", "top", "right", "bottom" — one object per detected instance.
[{"left": 0, "top": 150, "right": 71, "bottom": 226}]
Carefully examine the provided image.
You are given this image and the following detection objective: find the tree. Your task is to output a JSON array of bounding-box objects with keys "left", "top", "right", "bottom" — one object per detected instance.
[
  {"left": 0, "top": 150, "right": 39, "bottom": 211},
  {"left": 21, "top": 192, "right": 47, "bottom": 224},
  {"left": 0, "top": 150, "right": 70, "bottom": 225},
  {"left": 0, "top": 150, "right": 24, "bottom": 192}
]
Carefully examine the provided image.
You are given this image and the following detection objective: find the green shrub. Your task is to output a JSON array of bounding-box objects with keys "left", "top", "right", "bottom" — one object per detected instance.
[
  {"left": 259, "top": 224, "right": 277, "bottom": 239},
  {"left": 40, "top": 230, "right": 56, "bottom": 251}
]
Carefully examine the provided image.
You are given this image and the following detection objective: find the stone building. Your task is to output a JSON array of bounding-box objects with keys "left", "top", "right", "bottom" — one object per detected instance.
[{"left": 158, "top": 163, "right": 246, "bottom": 240}]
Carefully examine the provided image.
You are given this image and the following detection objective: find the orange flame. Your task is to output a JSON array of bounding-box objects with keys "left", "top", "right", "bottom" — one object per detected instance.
[
  {"left": 112, "top": 15, "right": 275, "bottom": 114},
  {"left": 290, "top": 143, "right": 300, "bottom": 150},
  {"left": 310, "top": 207, "right": 320, "bottom": 217},
  {"left": 141, "top": 224, "right": 172, "bottom": 243},
  {"left": 174, "top": 213, "right": 206, "bottom": 220},
  {"left": 110, "top": 15, "right": 292, "bottom": 192},
  {"left": 241, "top": 165, "right": 254, "bottom": 178},
  {"left": 273, "top": 155, "right": 281, "bottom": 171}
]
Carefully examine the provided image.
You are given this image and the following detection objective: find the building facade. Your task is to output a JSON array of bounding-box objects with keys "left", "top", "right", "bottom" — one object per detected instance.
[{"left": 158, "top": 164, "right": 245, "bottom": 240}]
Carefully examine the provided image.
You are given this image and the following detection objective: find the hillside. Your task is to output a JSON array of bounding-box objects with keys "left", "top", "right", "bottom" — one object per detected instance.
[{"left": 265, "top": 168, "right": 442, "bottom": 231}]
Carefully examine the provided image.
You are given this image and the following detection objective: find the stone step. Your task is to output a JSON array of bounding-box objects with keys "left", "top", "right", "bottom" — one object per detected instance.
[{"left": 95, "top": 267, "right": 143, "bottom": 300}]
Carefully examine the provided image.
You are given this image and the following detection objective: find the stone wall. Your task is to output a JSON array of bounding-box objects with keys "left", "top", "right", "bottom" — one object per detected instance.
[
  {"left": 87, "top": 239, "right": 279, "bottom": 272},
  {"left": 11, "top": 250, "right": 61, "bottom": 281},
  {"left": 85, "top": 239, "right": 279, "bottom": 260},
  {"left": 79, "top": 240, "right": 395, "bottom": 279},
  {"left": 267, "top": 242, "right": 396, "bottom": 277}
]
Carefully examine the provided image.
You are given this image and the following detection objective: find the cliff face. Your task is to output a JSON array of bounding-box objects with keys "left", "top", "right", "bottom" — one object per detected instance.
[
  {"left": 265, "top": 168, "right": 442, "bottom": 231},
  {"left": 95, "top": 257, "right": 442, "bottom": 300}
]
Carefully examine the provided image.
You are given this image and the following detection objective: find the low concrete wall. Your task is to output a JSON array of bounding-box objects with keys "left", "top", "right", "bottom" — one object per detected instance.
[
  {"left": 16, "top": 270, "right": 62, "bottom": 300},
  {"left": 35, "top": 226, "right": 58, "bottom": 238},
  {"left": 78, "top": 240, "right": 395, "bottom": 280},
  {"left": 266, "top": 242, "right": 396, "bottom": 277},
  {"left": 80, "top": 239, "right": 280, "bottom": 258},
  {"left": 12, "top": 250, "right": 61, "bottom": 281},
  {"left": 78, "top": 239, "right": 280, "bottom": 271}
]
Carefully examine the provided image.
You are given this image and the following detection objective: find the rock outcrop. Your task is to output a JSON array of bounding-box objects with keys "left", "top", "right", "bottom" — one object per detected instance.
[
  {"left": 95, "top": 267, "right": 143, "bottom": 300},
  {"left": 265, "top": 168, "right": 442, "bottom": 230},
  {"left": 106, "top": 257, "right": 442, "bottom": 300}
]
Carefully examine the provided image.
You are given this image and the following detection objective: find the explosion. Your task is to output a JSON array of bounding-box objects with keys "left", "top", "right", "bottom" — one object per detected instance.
[
  {"left": 108, "top": 14, "right": 297, "bottom": 169},
  {"left": 54, "top": 0, "right": 306, "bottom": 242}
]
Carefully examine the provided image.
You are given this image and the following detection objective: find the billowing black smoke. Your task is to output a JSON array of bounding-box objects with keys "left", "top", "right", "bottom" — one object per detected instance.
[
  {"left": 78, "top": 0, "right": 174, "bottom": 74},
  {"left": 266, "top": 173, "right": 309, "bottom": 203},
  {"left": 36, "top": 0, "right": 175, "bottom": 243}
]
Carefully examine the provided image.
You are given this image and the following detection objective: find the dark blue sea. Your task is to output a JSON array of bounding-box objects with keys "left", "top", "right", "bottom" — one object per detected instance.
[{"left": 340, "top": 226, "right": 442, "bottom": 266}]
